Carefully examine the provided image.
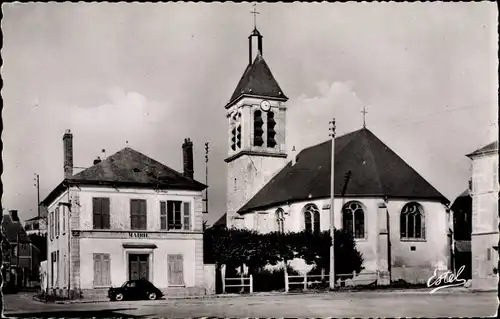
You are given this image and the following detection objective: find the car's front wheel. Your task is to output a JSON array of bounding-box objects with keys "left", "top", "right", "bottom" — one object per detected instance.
[
  {"left": 114, "top": 293, "right": 124, "bottom": 301},
  {"left": 147, "top": 292, "right": 157, "bottom": 300}
]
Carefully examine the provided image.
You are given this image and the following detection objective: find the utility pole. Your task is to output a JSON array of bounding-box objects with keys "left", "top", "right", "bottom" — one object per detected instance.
[
  {"left": 34, "top": 173, "right": 40, "bottom": 217},
  {"left": 16, "top": 232, "right": 20, "bottom": 289},
  {"left": 203, "top": 142, "right": 209, "bottom": 214},
  {"left": 329, "top": 118, "right": 336, "bottom": 290}
]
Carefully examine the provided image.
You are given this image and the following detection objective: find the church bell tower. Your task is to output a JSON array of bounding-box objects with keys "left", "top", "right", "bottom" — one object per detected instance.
[{"left": 225, "top": 26, "right": 289, "bottom": 228}]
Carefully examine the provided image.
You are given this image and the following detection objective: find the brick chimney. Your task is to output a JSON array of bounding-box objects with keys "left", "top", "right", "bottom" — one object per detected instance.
[
  {"left": 182, "top": 138, "right": 194, "bottom": 179},
  {"left": 10, "top": 210, "right": 19, "bottom": 222},
  {"left": 63, "top": 129, "right": 73, "bottom": 179}
]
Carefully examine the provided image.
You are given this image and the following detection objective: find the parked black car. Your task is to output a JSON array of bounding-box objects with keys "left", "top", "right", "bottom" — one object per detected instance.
[{"left": 108, "top": 279, "right": 163, "bottom": 301}]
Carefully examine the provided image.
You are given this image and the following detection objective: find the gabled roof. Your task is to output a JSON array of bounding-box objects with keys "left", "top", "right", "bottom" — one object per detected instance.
[
  {"left": 238, "top": 127, "right": 447, "bottom": 214},
  {"left": 466, "top": 141, "right": 498, "bottom": 158},
  {"left": 2, "top": 214, "right": 31, "bottom": 243},
  {"left": 226, "top": 53, "right": 288, "bottom": 108},
  {"left": 25, "top": 216, "right": 44, "bottom": 222},
  {"left": 42, "top": 147, "right": 207, "bottom": 206}
]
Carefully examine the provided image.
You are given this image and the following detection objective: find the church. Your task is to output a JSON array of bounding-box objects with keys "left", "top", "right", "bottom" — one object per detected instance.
[{"left": 223, "top": 26, "right": 453, "bottom": 285}]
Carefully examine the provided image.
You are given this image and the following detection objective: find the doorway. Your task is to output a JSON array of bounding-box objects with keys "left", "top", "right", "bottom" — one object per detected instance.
[{"left": 129, "top": 254, "right": 149, "bottom": 281}]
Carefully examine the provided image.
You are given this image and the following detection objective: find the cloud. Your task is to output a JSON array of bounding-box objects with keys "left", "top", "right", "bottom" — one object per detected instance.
[{"left": 287, "top": 81, "right": 365, "bottom": 155}]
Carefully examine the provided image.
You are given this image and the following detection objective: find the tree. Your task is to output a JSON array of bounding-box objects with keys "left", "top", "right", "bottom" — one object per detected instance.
[{"left": 203, "top": 225, "right": 364, "bottom": 284}]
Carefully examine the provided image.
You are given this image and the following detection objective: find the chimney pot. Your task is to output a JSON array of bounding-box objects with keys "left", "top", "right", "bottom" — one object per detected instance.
[
  {"left": 63, "top": 129, "right": 74, "bottom": 179},
  {"left": 182, "top": 138, "right": 194, "bottom": 179},
  {"left": 10, "top": 210, "right": 19, "bottom": 222}
]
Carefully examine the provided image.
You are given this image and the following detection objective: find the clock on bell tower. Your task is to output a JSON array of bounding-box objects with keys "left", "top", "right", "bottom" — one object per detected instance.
[{"left": 224, "top": 26, "right": 289, "bottom": 228}]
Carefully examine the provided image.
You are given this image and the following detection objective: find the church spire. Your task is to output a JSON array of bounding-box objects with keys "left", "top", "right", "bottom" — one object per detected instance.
[{"left": 248, "top": 3, "right": 263, "bottom": 65}]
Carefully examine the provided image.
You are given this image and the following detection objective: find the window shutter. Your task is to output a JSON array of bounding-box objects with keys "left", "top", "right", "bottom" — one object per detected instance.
[
  {"left": 102, "top": 198, "right": 110, "bottom": 229},
  {"left": 160, "top": 202, "right": 167, "bottom": 230},
  {"left": 130, "top": 200, "right": 138, "bottom": 230},
  {"left": 167, "top": 255, "right": 175, "bottom": 285},
  {"left": 62, "top": 208, "right": 66, "bottom": 233},
  {"left": 93, "top": 198, "right": 102, "bottom": 230},
  {"left": 141, "top": 200, "right": 147, "bottom": 230},
  {"left": 49, "top": 213, "right": 52, "bottom": 240},
  {"left": 103, "top": 254, "right": 111, "bottom": 285},
  {"left": 56, "top": 251, "right": 60, "bottom": 286},
  {"left": 167, "top": 201, "right": 173, "bottom": 229},
  {"left": 183, "top": 202, "right": 191, "bottom": 230},
  {"left": 168, "top": 254, "right": 184, "bottom": 285},
  {"left": 93, "top": 254, "right": 102, "bottom": 286},
  {"left": 56, "top": 208, "right": 60, "bottom": 236}
]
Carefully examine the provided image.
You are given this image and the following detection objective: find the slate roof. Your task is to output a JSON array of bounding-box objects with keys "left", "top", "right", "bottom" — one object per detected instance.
[
  {"left": 226, "top": 53, "right": 288, "bottom": 108},
  {"left": 42, "top": 147, "right": 207, "bottom": 206},
  {"left": 238, "top": 127, "right": 447, "bottom": 214},
  {"left": 2, "top": 214, "right": 31, "bottom": 243},
  {"left": 466, "top": 141, "right": 498, "bottom": 157},
  {"left": 212, "top": 213, "right": 227, "bottom": 227}
]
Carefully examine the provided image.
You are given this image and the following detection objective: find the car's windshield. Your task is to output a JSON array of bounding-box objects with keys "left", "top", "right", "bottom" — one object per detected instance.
[{"left": 121, "top": 281, "right": 130, "bottom": 288}]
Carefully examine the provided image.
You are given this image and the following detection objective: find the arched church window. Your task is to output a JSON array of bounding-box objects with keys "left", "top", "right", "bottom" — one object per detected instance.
[
  {"left": 254, "top": 110, "right": 264, "bottom": 147},
  {"left": 400, "top": 202, "right": 425, "bottom": 240},
  {"left": 303, "top": 204, "right": 320, "bottom": 234},
  {"left": 342, "top": 201, "right": 365, "bottom": 239},
  {"left": 276, "top": 208, "right": 285, "bottom": 233}
]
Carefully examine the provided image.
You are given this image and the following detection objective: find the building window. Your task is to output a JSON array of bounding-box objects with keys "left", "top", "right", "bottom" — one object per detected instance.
[
  {"left": 276, "top": 208, "right": 285, "bottom": 233},
  {"left": 93, "top": 253, "right": 111, "bottom": 287},
  {"left": 62, "top": 207, "right": 66, "bottom": 234},
  {"left": 93, "top": 197, "right": 111, "bottom": 230},
  {"left": 342, "top": 201, "right": 365, "bottom": 239},
  {"left": 55, "top": 207, "right": 60, "bottom": 237},
  {"left": 164, "top": 201, "right": 191, "bottom": 230},
  {"left": 63, "top": 255, "right": 66, "bottom": 287},
  {"left": 51, "top": 252, "right": 56, "bottom": 287},
  {"left": 49, "top": 212, "right": 53, "bottom": 240},
  {"left": 400, "top": 202, "right": 425, "bottom": 240},
  {"left": 304, "top": 204, "right": 320, "bottom": 234},
  {"left": 56, "top": 250, "right": 59, "bottom": 287},
  {"left": 130, "top": 199, "right": 147, "bottom": 230},
  {"left": 167, "top": 254, "right": 184, "bottom": 286},
  {"left": 254, "top": 110, "right": 264, "bottom": 147}
]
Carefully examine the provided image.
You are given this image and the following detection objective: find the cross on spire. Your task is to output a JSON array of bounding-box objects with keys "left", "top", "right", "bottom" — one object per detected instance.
[
  {"left": 361, "top": 106, "right": 368, "bottom": 128},
  {"left": 250, "top": 3, "right": 260, "bottom": 29}
]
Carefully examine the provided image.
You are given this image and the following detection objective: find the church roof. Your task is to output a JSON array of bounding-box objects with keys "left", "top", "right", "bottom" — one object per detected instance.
[
  {"left": 226, "top": 53, "right": 288, "bottom": 108},
  {"left": 466, "top": 141, "right": 498, "bottom": 158},
  {"left": 238, "top": 127, "right": 447, "bottom": 214},
  {"left": 42, "top": 147, "right": 206, "bottom": 206}
]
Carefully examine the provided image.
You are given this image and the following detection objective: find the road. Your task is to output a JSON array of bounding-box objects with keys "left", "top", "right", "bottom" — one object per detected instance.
[{"left": 3, "top": 290, "right": 498, "bottom": 318}]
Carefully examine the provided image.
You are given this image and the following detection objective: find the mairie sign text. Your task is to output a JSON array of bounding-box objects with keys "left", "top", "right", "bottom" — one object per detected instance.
[{"left": 128, "top": 232, "right": 148, "bottom": 238}]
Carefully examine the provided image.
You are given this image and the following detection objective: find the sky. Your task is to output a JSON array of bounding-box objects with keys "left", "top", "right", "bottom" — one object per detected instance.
[{"left": 1, "top": 2, "right": 498, "bottom": 225}]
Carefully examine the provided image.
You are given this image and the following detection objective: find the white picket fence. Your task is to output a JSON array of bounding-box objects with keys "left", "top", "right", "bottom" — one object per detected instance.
[
  {"left": 222, "top": 274, "right": 254, "bottom": 294},
  {"left": 285, "top": 271, "right": 379, "bottom": 292}
]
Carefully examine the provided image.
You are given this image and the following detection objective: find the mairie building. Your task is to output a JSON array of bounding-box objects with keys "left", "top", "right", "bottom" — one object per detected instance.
[{"left": 41, "top": 130, "right": 207, "bottom": 299}]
